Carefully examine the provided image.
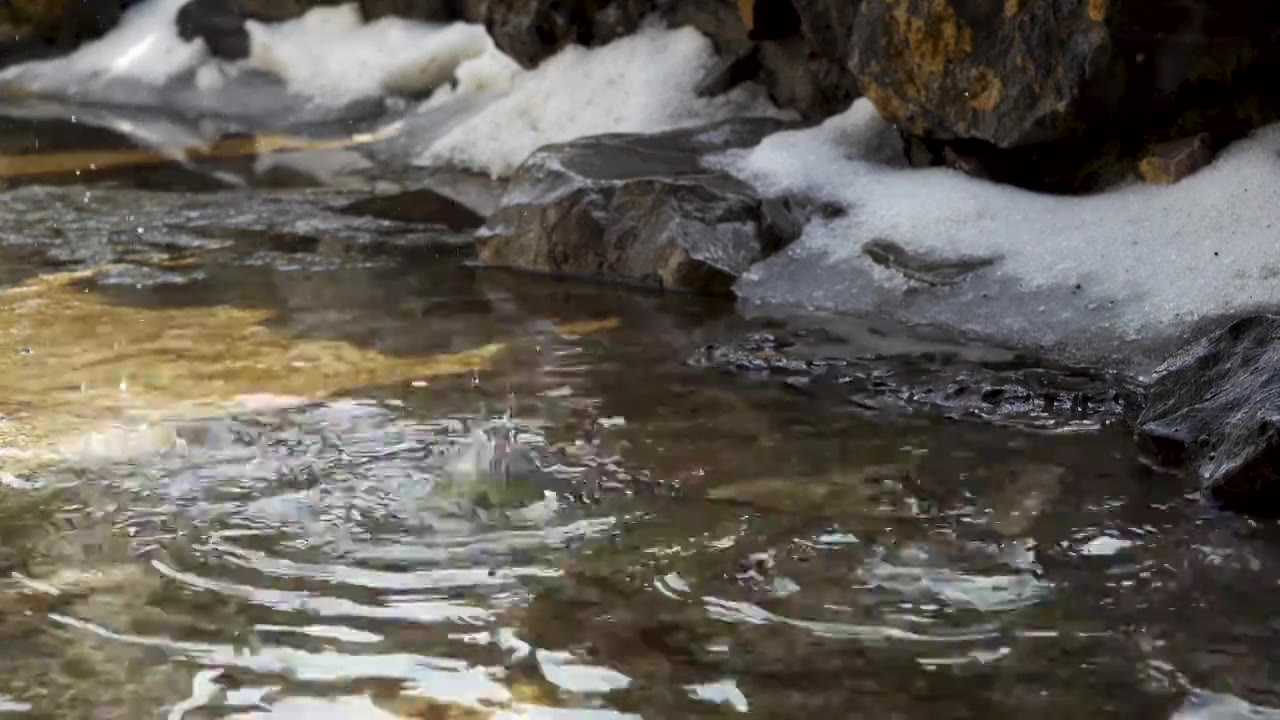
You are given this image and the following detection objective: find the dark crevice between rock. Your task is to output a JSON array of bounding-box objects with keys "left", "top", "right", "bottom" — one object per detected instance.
[{"left": 743, "top": 0, "right": 801, "bottom": 41}]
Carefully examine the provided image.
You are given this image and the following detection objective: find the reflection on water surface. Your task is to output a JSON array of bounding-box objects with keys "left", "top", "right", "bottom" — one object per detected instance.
[{"left": 0, "top": 117, "right": 1278, "bottom": 720}]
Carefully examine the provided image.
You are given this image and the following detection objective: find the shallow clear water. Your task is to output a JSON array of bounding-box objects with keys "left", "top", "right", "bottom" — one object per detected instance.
[{"left": 1, "top": 110, "right": 1279, "bottom": 720}]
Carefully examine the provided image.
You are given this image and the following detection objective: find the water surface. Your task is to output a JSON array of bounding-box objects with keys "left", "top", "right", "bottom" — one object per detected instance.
[{"left": 0, "top": 111, "right": 1276, "bottom": 720}]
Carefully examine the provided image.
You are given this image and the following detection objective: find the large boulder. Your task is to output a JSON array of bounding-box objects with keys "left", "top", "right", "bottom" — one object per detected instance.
[
  {"left": 849, "top": 0, "right": 1280, "bottom": 192},
  {"left": 475, "top": 118, "right": 803, "bottom": 294},
  {"left": 1137, "top": 315, "right": 1280, "bottom": 515}
]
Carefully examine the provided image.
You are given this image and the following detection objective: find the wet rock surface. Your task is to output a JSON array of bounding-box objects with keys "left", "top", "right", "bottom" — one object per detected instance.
[
  {"left": 338, "top": 187, "right": 485, "bottom": 231},
  {"left": 691, "top": 329, "right": 1142, "bottom": 428},
  {"left": 476, "top": 118, "right": 803, "bottom": 294},
  {"left": 1137, "top": 315, "right": 1280, "bottom": 515}
]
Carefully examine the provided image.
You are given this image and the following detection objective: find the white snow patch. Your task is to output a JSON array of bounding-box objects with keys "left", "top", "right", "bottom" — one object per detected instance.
[
  {"left": 716, "top": 99, "right": 1280, "bottom": 366},
  {"left": 0, "top": 0, "right": 203, "bottom": 89},
  {"left": 0, "top": 0, "right": 496, "bottom": 108},
  {"left": 416, "top": 25, "right": 792, "bottom": 177},
  {"left": 243, "top": 5, "right": 493, "bottom": 101}
]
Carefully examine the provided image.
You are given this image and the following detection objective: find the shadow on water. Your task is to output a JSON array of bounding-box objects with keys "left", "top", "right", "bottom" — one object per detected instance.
[{"left": 0, "top": 109, "right": 1279, "bottom": 720}]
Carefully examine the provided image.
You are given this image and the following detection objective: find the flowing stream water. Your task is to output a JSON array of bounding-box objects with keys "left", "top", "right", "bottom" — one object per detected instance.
[{"left": 0, "top": 106, "right": 1278, "bottom": 720}]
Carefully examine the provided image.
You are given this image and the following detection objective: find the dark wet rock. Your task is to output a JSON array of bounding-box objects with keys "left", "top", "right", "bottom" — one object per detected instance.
[
  {"left": 1137, "top": 134, "right": 1214, "bottom": 185},
  {"left": 467, "top": 0, "right": 651, "bottom": 68},
  {"left": 235, "top": 0, "right": 459, "bottom": 22},
  {"left": 358, "top": 0, "right": 457, "bottom": 22},
  {"left": 338, "top": 188, "right": 485, "bottom": 231},
  {"left": 176, "top": 0, "right": 251, "bottom": 60},
  {"left": 1137, "top": 315, "right": 1280, "bottom": 514},
  {"left": 691, "top": 330, "right": 1141, "bottom": 427},
  {"left": 233, "top": 0, "right": 342, "bottom": 22},
  {"left": 849, "top": 0, "right": 1280, "bottom": 193},
  {"left": 476, "top": 118, "right": 803, "bottom": 294}
]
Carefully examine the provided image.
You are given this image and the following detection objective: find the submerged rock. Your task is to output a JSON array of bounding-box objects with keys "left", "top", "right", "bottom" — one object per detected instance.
[
  {"left": 691, "top": 329, "right": 1140, "bottom": 428},
  {"left": 1137, "top": 315, "right": 1280, "bottom": 514},
  {"left": 476, "top": 118, "right": 803, "bottom": 294},
  {"left": 338, "top": 187, "right": 485, "bottom": 231}
]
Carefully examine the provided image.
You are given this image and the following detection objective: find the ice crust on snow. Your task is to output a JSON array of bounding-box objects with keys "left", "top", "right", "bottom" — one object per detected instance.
[{"left": 714, "top": 99, "right": 1280, "bottom": 367}]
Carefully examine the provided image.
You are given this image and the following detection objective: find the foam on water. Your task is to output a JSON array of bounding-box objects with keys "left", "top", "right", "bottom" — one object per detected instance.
[
  {"left": 715, "top": 99, "right": 1280, "bottom": 367},
  {"left": 415, "top": 25, "right": 791, "bottom": 177}
]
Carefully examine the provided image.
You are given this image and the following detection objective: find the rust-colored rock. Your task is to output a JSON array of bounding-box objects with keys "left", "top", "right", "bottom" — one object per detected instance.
[
  {"left": 849, "top": 0, "right": 1280, "bottom": 193},
  {"left": 849, "top": 0, "right": 1108, "bottom": 150},
  {"left": 1137, "top": 134, "right": 1214, "bottom": 185}
]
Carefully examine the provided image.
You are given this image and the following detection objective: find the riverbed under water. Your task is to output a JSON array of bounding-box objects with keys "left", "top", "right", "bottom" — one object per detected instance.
[{"left": 0, "top": 107, "right": 1278, "bottom": 720}]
